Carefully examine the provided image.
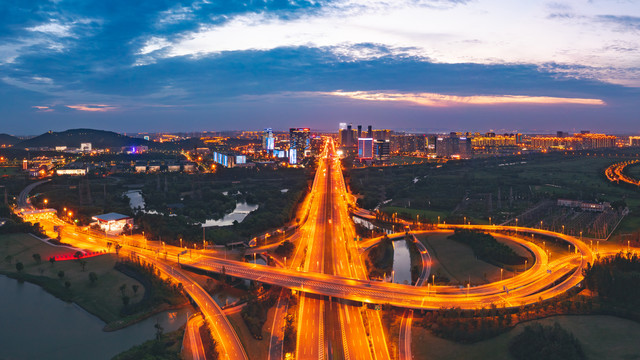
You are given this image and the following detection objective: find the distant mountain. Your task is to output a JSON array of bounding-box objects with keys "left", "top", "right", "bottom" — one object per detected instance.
[
  {"left": 0, "top": 134, "right": 20, "bottom": 146},
  {"left": 14, "top": 129, "right": 150, "bottom": 149}
]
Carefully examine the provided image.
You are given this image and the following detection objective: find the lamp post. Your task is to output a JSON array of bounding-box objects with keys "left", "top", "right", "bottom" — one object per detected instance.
[{"left": 501, "top": 268, "right": 503, "bottom": 281}]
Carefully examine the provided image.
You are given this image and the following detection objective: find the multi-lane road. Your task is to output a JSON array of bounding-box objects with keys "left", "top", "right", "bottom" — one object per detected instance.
[{"left": 16, "top": 137, "right": 607, "bottom": 359}]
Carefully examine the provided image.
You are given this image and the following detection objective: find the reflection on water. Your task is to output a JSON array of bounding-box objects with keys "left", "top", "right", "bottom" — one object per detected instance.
[
  {"left": 392, "top": 239, "right": 412, "bottom": 285},
  {"left": 0, "top": 275, "right": 189, "bottom": 360},
  {"left": 201, "top": 202, "right": 259, "bottom": 227}
]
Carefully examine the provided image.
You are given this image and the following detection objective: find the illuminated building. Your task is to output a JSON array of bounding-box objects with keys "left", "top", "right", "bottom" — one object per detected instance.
[
  {"left": 289, "top": 128, "right": 310, "bottom": 162},
  {"left": 392, "top": 134, "right": 426, "bottom": 153},
  {"left": 263, "top": 128, "right": 275, "bottom": 151},
  {"left": 358, "top": 138, "right": 374, "bottom": 160},
  {"left": 339, "top": 124, "right": 356, "bottom": 148},
  {"left": 92, "top": 213, "right": 133, "bottom": 234},
  {"left": 372, "top": 129, "right": 392, "bottom": 142},
  {"left": 530, "top": 132, "right": 616, "bottom": 150},
  {"left": 630, "top": 136, "right": 640, "bottom": 146},
  {"left": 374, "top": 139, "right": 390, "bottom": 161},
  {"left": 436, "top": 133, "right": 473, "bottom": 159},
  {"left": 213, "top": 152, "right": 246, "bottom": 168},
  {"left": 289, "top": 148, "right": 297, "bottom": 165}
]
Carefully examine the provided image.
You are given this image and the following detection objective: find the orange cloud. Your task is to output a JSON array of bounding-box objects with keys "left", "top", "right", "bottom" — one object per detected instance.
[
  {"left": 325, "top": 91, "right": 606, "bottom": 107},
  {"left": 32, "top": 105, "right": 53, "bottom": 112},
  {"left": 66, "top": 104, "right": 117, "bottom": 112}
]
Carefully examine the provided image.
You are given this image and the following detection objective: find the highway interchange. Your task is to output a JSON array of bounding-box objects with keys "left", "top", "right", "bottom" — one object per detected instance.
[{"left": 16, "top": 137, "right": 605, "bottom": 359}]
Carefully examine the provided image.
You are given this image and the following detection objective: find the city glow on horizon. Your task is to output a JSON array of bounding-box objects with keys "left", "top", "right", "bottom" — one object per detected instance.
[{"left": 325, "top": 91, "right": 606, "bottom": 107}]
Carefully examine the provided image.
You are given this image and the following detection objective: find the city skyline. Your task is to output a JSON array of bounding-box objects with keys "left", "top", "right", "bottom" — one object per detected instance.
[{"left": 1, "top": 0, "right": 639, "bottom": 134}]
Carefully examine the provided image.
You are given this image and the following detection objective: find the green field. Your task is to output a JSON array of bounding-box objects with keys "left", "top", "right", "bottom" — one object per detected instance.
[
  {"left": 349, "top": 151, "right": 640, "bottom": 243},
  {"left": 412, "top": 315, "right": 640, "bottom": 360},
  {"left": 416, "top": 232, "right": 534, "bottom": 285},
  {"left": 0, "top": 233, "right": 145, "bottom": 324}
]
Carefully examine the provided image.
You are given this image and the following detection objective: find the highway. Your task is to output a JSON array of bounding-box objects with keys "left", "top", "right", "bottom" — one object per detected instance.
[
  {"left": 15, "top": 139, "right": 607, "bottom": 360},
  {"left": 22, "top": 210, "right": 248, "bottom": 360},
  {"left": 399, "top": 233, "right": 432, "bottom": 360},
  {"left": 326, "top": 140, "right": 389, "bottom": 360}
]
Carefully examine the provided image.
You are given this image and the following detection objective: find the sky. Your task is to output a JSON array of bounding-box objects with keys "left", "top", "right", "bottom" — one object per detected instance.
[{"left": 1, "top": 0, "right": 639, "bottom": 135}]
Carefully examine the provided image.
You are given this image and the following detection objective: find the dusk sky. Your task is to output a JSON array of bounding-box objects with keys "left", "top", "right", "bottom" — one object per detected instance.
[{"left": 1, "top": 0, "right": 639, "bottom": 135}]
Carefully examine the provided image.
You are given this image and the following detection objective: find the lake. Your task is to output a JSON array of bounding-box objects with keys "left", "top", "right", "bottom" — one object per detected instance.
[{"left": 0, "top": 275, "right": 190, "bottom": 360}]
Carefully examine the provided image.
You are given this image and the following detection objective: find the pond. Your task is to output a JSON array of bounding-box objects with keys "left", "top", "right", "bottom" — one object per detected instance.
[
  {"left": 0, "top": 275, "right": 190, "bottom": 360},
  {"left": 201, "top": 202, "right": 259, "bottom": 227}
]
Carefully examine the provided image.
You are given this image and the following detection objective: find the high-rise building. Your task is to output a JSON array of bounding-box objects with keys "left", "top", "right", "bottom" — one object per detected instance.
[
  {"left": 372, "top": 129, "right": 392, "bottom": 142},
  {"left": 436, "top": 133, "right": 473, "bottom": 159},
  {"left": 339, "top": 124, "right": 357, "bottom": 148},
  {"left": 392, "top": 134, "right": 426, "bottom": 153},
  {"left": 289, "top": 128, "right": 310, "bottom": 162},
  {"left": 358, "top": 138, "right": 374, "bottom": 160},
  {"left": 630, "top": 136, "right": 640, "bottom": 147},
  {"left": 374, "top": 139, "right": 390, "bottom": 161},
  {"left": 262, "top": 128, "right": 275, "bottom": 151}
]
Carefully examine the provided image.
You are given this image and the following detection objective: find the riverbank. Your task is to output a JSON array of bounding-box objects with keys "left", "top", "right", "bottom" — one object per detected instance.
[
  {"left": 0, "top": 274, "right": 191, "bottom": 360},
  {"left": 0, "top": 233, "right": 186, "bottom": 330}
]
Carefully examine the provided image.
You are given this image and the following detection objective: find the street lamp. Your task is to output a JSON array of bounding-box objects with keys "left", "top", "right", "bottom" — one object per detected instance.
[{"left": 500, "top": 268, "right": 503, "bottom": 281}]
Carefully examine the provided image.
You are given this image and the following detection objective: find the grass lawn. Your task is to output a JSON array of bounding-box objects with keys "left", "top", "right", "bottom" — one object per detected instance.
[
  {"left": 418, "top": 231, "right": 501, "bottom": 285},
  {"left": 382, "top": 206, "right": 449, "bottom": 223},
  {"left": 0, "top": 233, "right": 144, "bottom": 324},
  {"left": 412, "top": 315, "right": 640, "bottom": 360},
  {"left": 417, "top": 232, "right": 534, "bottom": 285},
  {"left": 227, "top": 310, "right": 272, "bottom": 360}
]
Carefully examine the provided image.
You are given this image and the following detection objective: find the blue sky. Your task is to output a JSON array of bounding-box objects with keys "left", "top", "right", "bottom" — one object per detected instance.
[{"left": 1, "top": 0, "right": 639, "bottom": 135}]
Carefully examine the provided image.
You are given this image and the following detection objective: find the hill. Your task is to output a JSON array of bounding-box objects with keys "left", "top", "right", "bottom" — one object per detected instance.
[
  {"left": 14, "top": 129, "right": 150, "bottom": 150},
  {"left": 0, "top": 134, "right": 20, "bottom": 147}
]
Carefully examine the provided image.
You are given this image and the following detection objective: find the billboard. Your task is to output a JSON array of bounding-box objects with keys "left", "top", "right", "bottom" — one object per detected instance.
[{"left": 236, "top": 155, "right": 246, "bottom": 164}]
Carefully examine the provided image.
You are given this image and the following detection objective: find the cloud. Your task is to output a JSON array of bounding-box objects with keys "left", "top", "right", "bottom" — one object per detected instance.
[
  {"left": 66, "top": 104, "right": 117, "bottom": 112},
  {"left": 27, "top": 22, "right": 72, "bottom": 37},
  {"left": 32, "top": 105, "right": 53, "bottom": 112},
  {"left": 323, "top": 90, "right": 606, "bottom": 107},
  {"left": 597, "top": 15, "right": 640, "bottom": 32}
]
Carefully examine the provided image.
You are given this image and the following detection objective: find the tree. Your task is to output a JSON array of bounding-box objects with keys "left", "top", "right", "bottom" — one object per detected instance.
[
  {"left": 132, "top": 284, "right": 139, "bottom": 295},
  {"left": 15, "top": 262, "right": 24, "bottom": 272},
  {"left": 65, "top": 281, "right": 71, "bottom": 290},
  {"left": 32, "top": 253, "right": 41, "bottom": 264},
  {"left": 49, "top": 256, "right": 56, "bottom": 266},
  {"left": 122, "top": 295, "right": 130, "bottom": 306},
  {"left": 4, "top": 255, "right": 12, "bottom": 264},
  {"left": 79, "top": 260, "right": 87, "bottom": 272},
  {"left": 58, "top": 270, "right": 64, "bottom": 279},
  {"left": 119, "top": 283, "right": 127, "bottom": 297},
  {"left": 74, "top": 251, "right": 83, "bottom": 261},
  {"left": 154, "top": 320, "right": 164, "bottom": 340},
  {"left": 89, "top": 272, "right": 98, "bottom": 285},
  {"left": 115, "top": 244, "right": 122, "bottom": 256}
]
